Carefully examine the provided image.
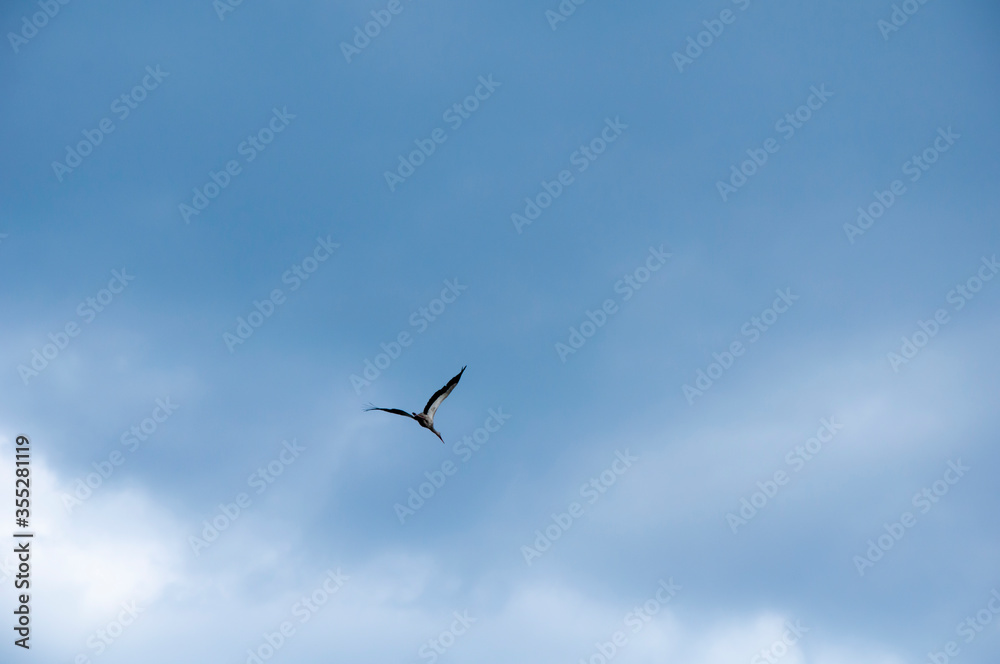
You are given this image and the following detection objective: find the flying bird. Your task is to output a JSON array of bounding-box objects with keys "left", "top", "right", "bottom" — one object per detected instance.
[{"left": 365, "top": 366, "right": 466, "bottom": 443}]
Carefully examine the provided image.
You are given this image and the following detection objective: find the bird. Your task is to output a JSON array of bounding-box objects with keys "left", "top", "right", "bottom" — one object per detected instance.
[{"left": 364, "top": 366, "right": 466, "bottom": 443}]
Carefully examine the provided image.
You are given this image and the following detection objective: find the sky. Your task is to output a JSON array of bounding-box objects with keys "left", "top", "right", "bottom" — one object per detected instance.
[{"left": 1, "top": 0, "right": 999, "bottom": 662}]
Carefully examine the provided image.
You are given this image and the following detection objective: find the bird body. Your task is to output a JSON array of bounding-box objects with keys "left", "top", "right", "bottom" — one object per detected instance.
[{"left": 365, "top": 366, "right": 466, "bottom": 443}]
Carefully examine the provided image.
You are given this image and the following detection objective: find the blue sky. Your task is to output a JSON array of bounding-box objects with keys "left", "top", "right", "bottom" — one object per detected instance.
[{"left": 2, "top": 0, "right": 999, "bottom": 662}]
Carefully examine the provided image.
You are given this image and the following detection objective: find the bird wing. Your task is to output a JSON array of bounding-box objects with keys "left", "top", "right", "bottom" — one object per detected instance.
[
  {"left": 423, "top": 366, "right": 466, "bottom": 420},
  {"left": 364, "top": 406, "right": 415, "bottom": 419}
]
